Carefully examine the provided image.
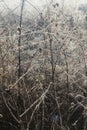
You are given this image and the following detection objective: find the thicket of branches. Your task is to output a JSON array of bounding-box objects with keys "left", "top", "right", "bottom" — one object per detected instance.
[{"left": 0, "top": 0, "right": 87, "bottom": 130}]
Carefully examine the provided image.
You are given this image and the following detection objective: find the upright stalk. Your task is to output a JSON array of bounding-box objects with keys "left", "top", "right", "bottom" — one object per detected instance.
[
  {"left": 18, "top": 0, "right": 25, "bottom": 91},
  {"left": 64, "top": 51, "right": 69, "bottom": 106}
]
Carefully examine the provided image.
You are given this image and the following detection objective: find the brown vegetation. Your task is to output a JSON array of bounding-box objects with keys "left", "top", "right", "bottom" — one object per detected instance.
[{"left": 0, "top": 0, "right": 87, "bottom": 130}]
